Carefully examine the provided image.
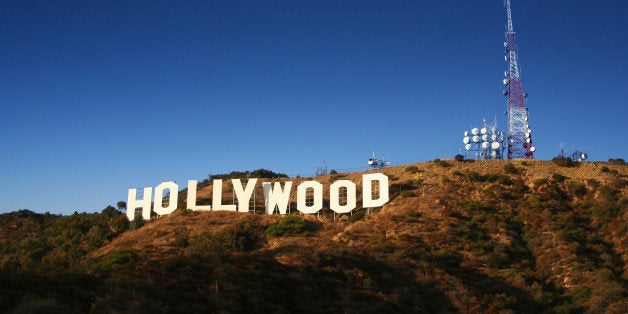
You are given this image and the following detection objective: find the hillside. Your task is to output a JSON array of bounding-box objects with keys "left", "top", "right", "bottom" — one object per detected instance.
[{"left": 1, "top": 160, "right": 626, "bottom": 313}]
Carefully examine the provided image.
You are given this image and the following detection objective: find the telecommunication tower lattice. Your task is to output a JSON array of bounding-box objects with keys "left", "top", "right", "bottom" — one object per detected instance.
[{"left": 502, "top": 0, "right": 535, "bottom": 159}]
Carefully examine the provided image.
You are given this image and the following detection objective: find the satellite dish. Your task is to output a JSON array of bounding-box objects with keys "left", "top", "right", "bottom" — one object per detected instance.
[
  {"left": 368, "top": 152, "right": 391, "bottom": 169},
  {"left": 504, "top": 42, "right": 508, "bottom": 48},
  {"left": 465, "top": 144, "right": 472, "bottom": 150},
  {"left": 471, "top": 128, "right": 479, "bottom": 135},
  {"left": 505, "top": 55, "right": 508, "bottom": 61},
  {"left": 480, "top": 127, "right": 487, "bottom": 135},
  {"left": 482, "top": 142, "right": 490, "bottom": 149},
  {"left": 464, "top": 131, "right": 469, "bottom": 136},
  {"left": 481, "top": 134, "right": 489, "bottom": 142},
  {"left": 463, "top": 137, "right": 470, "bottom": 144},
  {"left": 526, "top": 138, "right": 531, "bottom": 143},
  {"left": 503, "top": 79, "right": 509, "bottom": 85},
  {"left": 525, "top": 132, "right": 530, "bottom": 138},
  {"left": 491, "top": 151, "right": 497, "bottom": 158},
  {"left": 472, "top": 135, "right": 480, "bottom": 143},
  {"left": 523, "top": 93, "right": 528, "bottom": 98},
  {"left": 504, "top": 71, "right": 508, "bottom": 77},
  {"left": 582, "top": 153, "right": 588, "bottom": 160},
  {"left": 491, "top": 142, "right": 500, "bottom": 150},
  {"left": 503, "top": 90, "right": 508, "bottom": 96},
  {"left": 530, "top": 146, "right": 536, "bottom": 152},
  {"left": 491, "top": 134, "right": 497, "bottom": 141}
]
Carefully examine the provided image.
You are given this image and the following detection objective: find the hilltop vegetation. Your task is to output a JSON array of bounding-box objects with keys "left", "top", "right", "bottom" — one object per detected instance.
[{"left": 0, "top": 160, "right": 626, "bottom": 313}]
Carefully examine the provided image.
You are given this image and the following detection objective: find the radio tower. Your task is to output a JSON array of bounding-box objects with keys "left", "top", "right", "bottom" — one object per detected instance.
[{"left": 503, "top": 0, "right": 535, "bottom": 159}]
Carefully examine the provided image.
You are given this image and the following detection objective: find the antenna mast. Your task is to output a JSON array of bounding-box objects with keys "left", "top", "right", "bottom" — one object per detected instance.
[{"left": 503, "top": 0, "right": 535, "bottom": 159}]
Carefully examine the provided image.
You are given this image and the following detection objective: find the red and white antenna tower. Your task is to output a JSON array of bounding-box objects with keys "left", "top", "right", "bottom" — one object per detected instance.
[{"left": 503, "top": 0, "right": 535, "bottom": 159}]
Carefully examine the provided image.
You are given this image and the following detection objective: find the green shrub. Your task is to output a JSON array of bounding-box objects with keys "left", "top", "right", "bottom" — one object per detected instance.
[
  {"left": 566, "top": 182, "right": 588, "bottom": 197},
  {"left": 467, "top": 171, "right": 485, "bottom": 182},
  {"left": 368, "top": 236, "right": 395, "bottom": 253},
  {"left": 608, "top": 158, "right": 627, "bottom": 166},
  {"left": 497, "top": 175, "right": 514, "bottom": 186},
  {"left": 184, "top": 223, "right": 261, "bottom": 254},
  {"left": 95, "top": 250, "right": 138, "bottom": 271},
  {"left": 433, "top": 159, "right": 451, "bottom": 167},
  {"left": 210, "top": 169, "right": 288, "bottom": 180},
  {"left": 405, "top": 165, "right": 419, "bottom": 173},
  {"left": 391, "top": 212, "right": 422, "bottom": 223},
  {"left": 349, "top": 210, "right": 366, "bottom": 223},
  {"left": 433, "top": 249, "right": 462, "bottom": 269},
  {"left": 464, "top": 171, "right": 499, "bottom": 183},
  {"left": 503, "top": 163, "right": 520, "bottom": 175},
  {"left": 457, "top": 199, "right": 490, "bottom": 212},
  {"left": 220, "top": 223, "right": 260, "bottom": 252},
  {"left": 570, "top": 286, "right": 592, "bottom": 303},
  {"left": 130, "top": 215, "right": 145, "bottom": 230},
  {"left": 551, "top": 173, "right": 567, "bottom": 183},
  {"left": 11, "top": 296, "right": 72, "bottom": 314},
  {"left": 175, "top": 237, "right": 189, "bottom": 247},
  {"left": 265, "top": 215, "right": 313, "bottom": 237},
  {"left": 400, "top": 190, "right": 416, "bottom": 197},
  {"left": 185, "top": 232, "right": 221, "bottom": 256},
  {"left": 113, "top": 216, "right": 130, "bottom": 234},
  {"left": 552, "top": 157, "right": 579, "bottom": 167},
  {"left": 390, "top": 182, "right": 415, "bottom": 198}
]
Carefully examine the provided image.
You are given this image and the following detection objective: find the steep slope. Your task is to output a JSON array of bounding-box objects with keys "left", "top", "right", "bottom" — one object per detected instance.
[
  {"left": 1, "top": 160, "right": 626, "bottom": 312},
  {"left": 85, "top": 160, "right": 627, "bottom": 312}
]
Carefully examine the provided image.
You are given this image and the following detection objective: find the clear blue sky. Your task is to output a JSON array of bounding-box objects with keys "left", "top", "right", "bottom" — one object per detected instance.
[{"left": 2, "top": 0, "right": 627, "bottom": 215}]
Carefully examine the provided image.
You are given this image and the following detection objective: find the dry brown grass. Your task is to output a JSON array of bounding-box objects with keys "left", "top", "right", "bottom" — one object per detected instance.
[{"left": 93, "top": 159, "right": 627, "bottom": 267}]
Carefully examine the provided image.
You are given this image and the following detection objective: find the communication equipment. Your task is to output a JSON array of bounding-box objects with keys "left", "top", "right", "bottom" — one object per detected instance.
[
  {"left": 558, "top": 143, "right": 589, "bottom": 162},
  {"left": 368, "top": 151, "right": 391, "bottom": 169},
  {"left": 503, "top": 0, "right": 535, "bottom": 159},
  {"left": 572, "top": 151, "right": 588, "bottom": 161},
  {"left": 462, "top": 118, "right": 506, "bottom": 160},
  {"left": 315, "top": 161, "right": 328, "bottom": 176}
]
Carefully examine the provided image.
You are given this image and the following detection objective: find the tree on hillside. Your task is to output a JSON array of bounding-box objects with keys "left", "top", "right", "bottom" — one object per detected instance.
[
  {"left": 608, "top": 158, "right": 626, "bottom": 166},
  {"left": 130, "top": 215, "right": 145, "bottom": 230},
  {"left": 116, "top": 201, "right": 127, "bottom": 211},
  {"left": 209, "top": 169, "right": 289, "bottom": 180},
  {"left": 102, "top": 206, "right": 120, "bottom": 218}
]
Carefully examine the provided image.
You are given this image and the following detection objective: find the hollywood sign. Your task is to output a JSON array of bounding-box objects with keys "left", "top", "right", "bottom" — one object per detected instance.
[{"left": 127, "top": 173, "right": 389, "bottom": 221}]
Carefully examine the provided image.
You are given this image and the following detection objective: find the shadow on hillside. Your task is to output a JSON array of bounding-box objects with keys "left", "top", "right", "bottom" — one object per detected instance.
[{"left": 435, "top": 257, "right": 547, "bottom": 311}]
